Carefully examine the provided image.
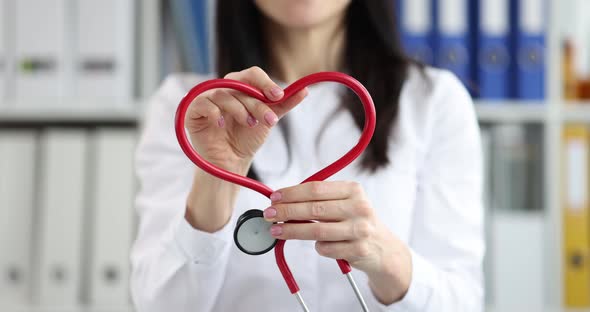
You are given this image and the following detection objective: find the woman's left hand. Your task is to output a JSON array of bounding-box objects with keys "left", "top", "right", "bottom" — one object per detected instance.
[{"left": 263, "top": 181, "right": 413, "bottom": 304}]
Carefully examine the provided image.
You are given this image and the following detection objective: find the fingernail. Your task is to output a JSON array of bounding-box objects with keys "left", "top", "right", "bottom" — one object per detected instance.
[
  {"left": 264, "top": 112, "right": 278, "bottom": 126},
  {"left": 269, "top": 86, "right": 284, "bottom": 100},
  {"left": 217, "top": 115, "right": 225, "bottom": 128},
  {"left": 247, "top": 114, "right": 258, "bottom": 127},
  {"left": 270, "top": 191, "right": 282, "bottom": 202},
  {"left": 270, "top": 225, "right": 282, "bottom": 236},
  {"left": 263, "top": 207, "right": 277, "bottom": 219}
]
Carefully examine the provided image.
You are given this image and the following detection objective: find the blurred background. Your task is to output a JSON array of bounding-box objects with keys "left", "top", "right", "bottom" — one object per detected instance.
[{"left": 0, "top": 0, "right": 587, "bottom": 311}]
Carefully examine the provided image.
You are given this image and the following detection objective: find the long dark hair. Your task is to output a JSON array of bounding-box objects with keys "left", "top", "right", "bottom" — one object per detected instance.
[{"left": 216, "top": 0, "right": 411, "bottom": 172}]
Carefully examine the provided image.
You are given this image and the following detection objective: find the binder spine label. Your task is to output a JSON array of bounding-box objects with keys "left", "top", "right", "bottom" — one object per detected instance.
[
  {"left": 481, "top": 0, "right": 508, "bottom": 35},
  {"left": 567, "top": 139, "right": 588, "bottom": 211}
]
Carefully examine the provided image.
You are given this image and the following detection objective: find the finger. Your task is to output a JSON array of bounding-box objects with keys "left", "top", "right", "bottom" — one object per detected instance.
[
  {"left": 186, "top": 96, "right": 224, "bottom": 129},
  {"left": 263, "top": 199, "right": 371, "bottom": 222},
  {"left": 315, "top": 241, "right": 371, "bottom": 261},
  {"left": 207, "top": 89, "right": 252, "bottom": 127},
  {"left": 232, "top": 91, "right": 278, "bottom": 127},
  {"left": 271, "top": 181, "right": 365, "bottom": 204},
  {"left": 271, "top": 87, "right": 309, "bottom": 119},
  {"left": 232, "top": 87, "right": 308, "bottom": 126},
  {"left": 270, "top": 221, "right": 360, "bottom": 241},
  {"left": 224, "top": 66, "right": 284, "bottom": 101}
]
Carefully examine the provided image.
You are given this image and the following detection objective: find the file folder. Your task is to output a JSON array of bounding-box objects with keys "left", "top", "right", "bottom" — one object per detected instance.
[
  {"left": 207, "top": 0, "right": 217, "bottom": 71},
  {"left": 89, "top": 129, "right": 136, "bottom": 306},
  {"left": 563, "top": 39, "right": 577, "bottom": 101},
  {"left": 37, "top": 129, "right": 87, "bottom": 307},
  {"left": 74, "top": 0, "right": 134, "bottom": 106},
  {"left": 171, "top": 0, "right": 211, "bottom": 74},
  {"left": 0, "top": 0, "right": 15, "bottom": 103},
  {"left": 571, "top": 0, "right": 590, "bottom": 99},
  {"left": 0, "top": 0, "right": 5, "bottom": 101},
  {"left": 491, "top": 124, "right": 528, "bottom": 211},
  {"left": 513, "top": 0, "right": 545, "bottom": 99},
  {"left": 563, "top": 124, "right": 590, "bottom": 307},
  {"left": 398, "top": 0, "right": 434, "bottom": 64},
  {"left": 480, "top": 128, "right": 494, "bottom": 305},
  {"left": 477, "top": 0, "right": 511, "bottom": 99},
  {"left": 14, "top": 0, "right": 70, "bottom": 101},
  {"left": 191, "top": 0, "right": 211, "bottom": 73},
  {"left": 491, "top": 211, "right": 544, "bottom": 309},
  {"left": 0, "top": 131, "right": 37, "bottom": 306},
  {"left": 562, "top": 0, "right": 590, "bottom": 100},
  {"left": 435, "top": 0, "right": 471, "bottom": 85}
]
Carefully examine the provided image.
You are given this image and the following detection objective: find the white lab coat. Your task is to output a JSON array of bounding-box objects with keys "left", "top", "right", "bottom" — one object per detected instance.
[{"left": 131, "top": 66, "right": 484, "bottom": 312}]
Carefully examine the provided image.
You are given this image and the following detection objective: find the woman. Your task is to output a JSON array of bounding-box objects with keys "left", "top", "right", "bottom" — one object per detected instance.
[{"left": 131, "top": 0, "right": 484, "bottom": 311}]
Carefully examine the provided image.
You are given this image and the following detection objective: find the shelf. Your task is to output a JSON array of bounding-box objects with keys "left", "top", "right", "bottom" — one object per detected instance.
[
  {"left": 0, "top": 99, "right": 552, "bottom": 124},
  {"left": 563, "top": 100, "right": 590, "bottom": 106},
  {"left": 486, "top": 308, "right": 587, "bottom": 312},
  {"left": 0, "top": 109, "right": 140, "bottom": 125},
  {"left": 2, "top": 305, "right": 135, "bottom": 312},
  {"left": 0, "top": 99, "right": 144, "bottom": 125},
  {"left": 474, "top": 101, "right": 547, "bottom": 123},
  {"left": 562, "top": 103, "right": 590, "bottom": 122}
]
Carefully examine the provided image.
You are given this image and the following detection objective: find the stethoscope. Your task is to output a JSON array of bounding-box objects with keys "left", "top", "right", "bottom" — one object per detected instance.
[{"left": 175, "top": 72, "right": 376, "bottom": 311}]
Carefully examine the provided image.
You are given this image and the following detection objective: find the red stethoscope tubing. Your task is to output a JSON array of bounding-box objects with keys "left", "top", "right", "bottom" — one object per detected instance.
[{"left": 174, "top": 71, "right": 376, "bottom": 297}]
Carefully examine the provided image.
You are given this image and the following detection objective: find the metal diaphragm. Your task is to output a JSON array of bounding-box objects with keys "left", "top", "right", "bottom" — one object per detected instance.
[{"left": 234, "top": 209, "right": 277, "bottom": 255}]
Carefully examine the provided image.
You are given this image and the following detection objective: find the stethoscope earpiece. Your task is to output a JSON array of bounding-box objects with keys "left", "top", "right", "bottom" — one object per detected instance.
[{"left": 234, "top": 209, "right": 277, "bottom": 255}]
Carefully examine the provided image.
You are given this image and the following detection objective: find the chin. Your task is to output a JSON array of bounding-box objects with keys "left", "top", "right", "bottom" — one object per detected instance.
[{"left": 255, "top": 0, "right": 351, "bottom": 29}]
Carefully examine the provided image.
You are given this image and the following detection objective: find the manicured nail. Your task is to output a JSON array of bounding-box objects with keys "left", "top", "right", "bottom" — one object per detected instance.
[
  {"left": 264, "top": 112, "right": 278, "bottom": 126},
  {"left": 217, "top": 115, "right": 225, "bottom": 128},
  {"left": 270, "top": 225, "right": 282, "bottom": 236},
  {"left": 269, "top": 86, "right": 284, "bottom": 100},
  {"left": 247, "top": 114, "right": 258, "bottom": 127},
  {"left": 263, "top": 207, "right": 277, "bottom": 219},
  {"left": 270, "top": 191, "right": 282, "bottom": 202}
]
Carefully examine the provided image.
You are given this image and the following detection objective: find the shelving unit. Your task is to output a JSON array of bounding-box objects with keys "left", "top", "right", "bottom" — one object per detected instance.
[
  {"left": 0, "top": 0, "right": 161, "bottom": 126},
  {"left": 0, "top": 0, "right": 579, "bottom": 311},
  {"left": 0, "top": 1, "right": 159, "bottom": 312}
]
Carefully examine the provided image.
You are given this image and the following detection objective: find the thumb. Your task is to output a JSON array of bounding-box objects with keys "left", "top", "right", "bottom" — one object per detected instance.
[{"left": 271, "top": 88, "right": 309, "bottom": 119}]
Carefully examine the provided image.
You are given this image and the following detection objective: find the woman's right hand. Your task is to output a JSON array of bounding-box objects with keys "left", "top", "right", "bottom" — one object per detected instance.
[
  {"left": 184, "top": 67, "right": 308, "bottom": 232},
  {"left": 185, "top": 66, "right": 308, "bottom": 173}
]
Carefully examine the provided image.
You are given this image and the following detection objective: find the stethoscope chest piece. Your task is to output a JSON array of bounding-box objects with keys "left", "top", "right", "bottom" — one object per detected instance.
[{"left": 234, "top": 209, "right": 277, "bottom": 255}]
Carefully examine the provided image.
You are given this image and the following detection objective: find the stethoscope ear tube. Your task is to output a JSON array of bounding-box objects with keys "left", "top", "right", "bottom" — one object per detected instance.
[
  {"left": 275, "top": 227, "right": 369, "bottom": 312},
  {"left": 175, "top": 72, "right": 375, "bottom": 311}
]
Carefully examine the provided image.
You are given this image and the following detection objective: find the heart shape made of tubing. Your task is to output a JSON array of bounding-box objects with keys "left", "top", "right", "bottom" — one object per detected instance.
[{"left": 174, "top": 71, "right": 376, "bottom": 296}]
